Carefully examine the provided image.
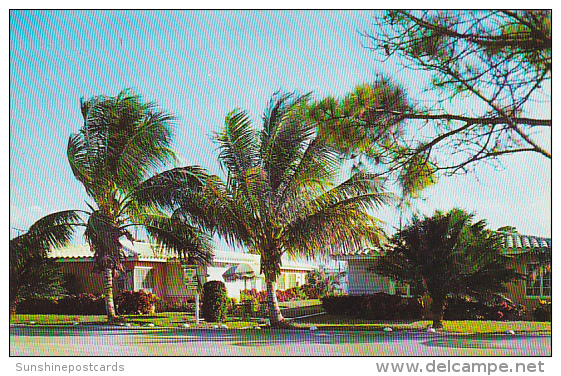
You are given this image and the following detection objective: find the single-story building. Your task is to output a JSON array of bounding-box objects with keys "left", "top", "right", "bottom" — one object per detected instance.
[
  {"left": 332, "top": 231, "right": 551, "bottom": 310},
  {"left": 49, "top": 241, "right": 314, "bottom": 301}
]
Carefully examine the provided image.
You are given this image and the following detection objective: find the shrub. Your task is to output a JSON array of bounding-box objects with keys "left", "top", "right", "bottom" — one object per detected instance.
[
  {"left": 57, "top": 293, "right": 106, "bottom": 315},
  {"left": 202, "top": 281, "right": 228, "bottom": 322},
  {"left": 444, "top": 296, "right": 526, "bottom": 321},
  {"left": 533, "top": 300, "right": 551, "bottom": 322},
  {"left": 155, "top": 297, "right": 201, "bottom": 313},
  {"left": 16, "top": 294, "right": 106, "bottom": 315},
  {"left": 16, "top": 297, "right": 59, "bottom": 314},
  {"left": 321, "top": 293, "right": 423, "bottom": 320},
  {"left": 241, "top": 289, "right": 267, "bottom": 303},
  {"left": 115, "top": 290, "right": 158, "bottom": 315},
  {"left": 287, "top": 286, "right": 307, "bottom": 300},
  {"left": 227, "top": 297, "right": 238, "bottom": 314},
  {"left": 300, "top": 285, "right": 323, "bottom": 299},
  {"left": 241, "top": 296, "right": 259, "bottom": 315}
]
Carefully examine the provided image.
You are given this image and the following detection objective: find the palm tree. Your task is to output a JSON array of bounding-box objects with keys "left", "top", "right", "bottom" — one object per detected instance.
[
  {"left": 67, "top": 89, "right": 212, "bottom": 321},
  {"left": 10, "top": 211, "right": 81, "bottom": 321},
  {"left": 140, "top": 92, "right": 392, "bottom": 326},
  {"left": 375, "top": 208, "right": 522, "bottom": 328}
]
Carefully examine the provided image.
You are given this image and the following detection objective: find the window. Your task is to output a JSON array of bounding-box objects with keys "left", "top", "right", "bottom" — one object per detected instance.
[
  {"left": 287, "top": 273, "right": 297, "bottom": 289},
  {"left": 276, "top": 274, "right": 285, "bottom": 290},
  {"left": 392, "top": 280, "right": 412, "bottom": 297},
  {"left": 526, "top": 264, "right": 551, "bottom": 298},
  {"left": 116, "top": 270, "right": 133, "bottom": 291},
  {"left": 134, "top": 267, "right": 155, "bottom": 293}
]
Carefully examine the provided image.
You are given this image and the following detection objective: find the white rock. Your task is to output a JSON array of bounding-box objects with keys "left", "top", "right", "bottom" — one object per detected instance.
[
  {"left": 145, "top": 323, "right": 155, "bottom": 327},
  {"left": 213, "top": 325, "right": 219, "bottom": 329},
  {"left": 427, "top": 328, "right": 436, "bottom": 333},
  {"left": 72, "top": 322, "right": 80, "bottom": 325},
  {"left": 28, "top": 321, "right": 36, "bottom": 325},
  {"left": 124, "top": 323, "right": 131, "bottom": 327},
  {"left": 309, "top": 326, "right": 318, "bottom": 331},
  {"left": 383, "top": 327, "right": 393, "bottom": 332},
  {"left": 254, "top": 326, "right": 261, "bottom": 330},
  {"left": 220, "top": 324, "right": 228, "bottom": 329},
  {"left": 506, "top": 330, "right": 515, "bottom": 335},
  {"left": 181, "top": 323, "right": 190, "bottom": 328}
]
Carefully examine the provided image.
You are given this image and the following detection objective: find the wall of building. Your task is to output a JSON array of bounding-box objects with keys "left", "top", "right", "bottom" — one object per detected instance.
[
  {"left": 504, "top": 254, "right": 551, "bottom": 310},
  {"left": 347, "top": 259, "right": 393, "bottom": 295}
]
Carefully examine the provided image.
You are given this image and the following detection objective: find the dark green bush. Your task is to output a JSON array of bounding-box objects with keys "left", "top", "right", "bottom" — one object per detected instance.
[
  {"left": 58, "top": 294, "right": 106, "bottom": 315},
  {"left": 16, "top": 297, "right": 59, "bottom": 314},
  {"left": 115, "top": 290, "right": 158, "bottom": 315},
  {"left": 202, "top": 281, "right": 228, "bottom": 323},
  {"left": 321, "top": 293, "right": 423, "bottom": 320},
  {"left": 533, "top": 300, "right": 551, "bottom": 321},
  {"left": 155, "top": 298, "right": 199, "bottom": 313},
  {"left": 17, "top": 294, "right": 106, "bottom": 315}
]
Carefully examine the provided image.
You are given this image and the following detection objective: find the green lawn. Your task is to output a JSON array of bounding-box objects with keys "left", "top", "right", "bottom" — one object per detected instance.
[
  {"left": 293, "top": 314, "right": 551, "bottom": 334},
  {"left": 11, "top": 313, "right": 259, "bottom": 329},
  {"left": 11, "top": 299, "right": 551, "bottom": 334}
]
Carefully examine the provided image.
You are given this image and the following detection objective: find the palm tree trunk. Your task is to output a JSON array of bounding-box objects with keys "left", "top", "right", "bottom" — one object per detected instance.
[
  {"left": 9, "top": 297, "right": 20, "bottom": 323},
  {"left": 103, "top": 268, "right": 117, "bottom": 321},
  {"left": 265, "top": 279, "right": 285, "bottom": 326},
  {"left": 431, "top": 295, "right": 447, "bottom": 329}
]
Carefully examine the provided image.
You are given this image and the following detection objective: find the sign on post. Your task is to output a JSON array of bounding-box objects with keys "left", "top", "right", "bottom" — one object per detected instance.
[
  {"left": 183, "top": 266, "right": 198, "bottom": 289},
  {"left": 183, "top": 265, "right": 200, "bottom": 324}
]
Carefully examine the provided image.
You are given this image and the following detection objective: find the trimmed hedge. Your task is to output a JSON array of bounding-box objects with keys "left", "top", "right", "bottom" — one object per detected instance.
[
  {"left": 202, "top": 281, "right": 228, "bottom": 322},
  {"left": 16, "top": 294, "right": 106, "bottom": 315},
  {"left": 321, "top": 293, "right": 423, "bottom": 320}
]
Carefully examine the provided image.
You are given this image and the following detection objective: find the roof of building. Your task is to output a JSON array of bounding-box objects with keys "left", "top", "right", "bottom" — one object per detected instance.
[
  {"left": 49, "top": 241, "right": 314, "bottom": 271},
  {"left": 331, "top": 232, "right": 551, "bottom": 260},
  {"left": 498, "top": 231, "right": 551, "bottom": 255}
]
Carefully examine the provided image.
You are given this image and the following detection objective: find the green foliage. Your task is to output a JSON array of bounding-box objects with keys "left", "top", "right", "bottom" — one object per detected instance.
[
  {"left": 533, "top": 300, "right": 551, "bottom": 322},
  {"left": 286, "top": 286, "right": 307, "bottom": 300},
  {"left": 202, "top": 281, "right": 228, "bottom": 323},
  {"left": 321, "top": 293, "right": 423, "bottom": 320},
  {"left": 240, "top": 297, "right": 259, "bottom": 315},
  {"left": 10, "top": 211, "right": 81, "bottom": 314},
  {"left": 375, "top": 208, "right": 523, "bottom": 327},
  {"left": 17, "top": 294, "right": 106, "bottom": 315},
  {"left": 155, "top": 298, "right": 198, "bottom": 313},
  {"left": 303, "top": 268, "right": 346, "bottom": 297},
  {"left": 115, "top": 290, "right": 159, "bottom": 315},
  {"left": 497, "top": 226, "right": 517, "bottom": 233},
  {"left": 361, "top": 10, "right": 551, "bottom": 173},
  {"left": 443, "top": 296, "right": 526, "bottom": 321}
]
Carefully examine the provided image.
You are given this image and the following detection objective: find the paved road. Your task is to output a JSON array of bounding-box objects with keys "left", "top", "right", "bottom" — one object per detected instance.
[{"left": 10, "top": 326, "right": 551, "bottom": 357}]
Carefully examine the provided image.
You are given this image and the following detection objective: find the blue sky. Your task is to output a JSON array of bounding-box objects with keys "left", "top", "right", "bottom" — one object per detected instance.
[{"left": 9, "top": 10, "right": 551, "bottom": 245}]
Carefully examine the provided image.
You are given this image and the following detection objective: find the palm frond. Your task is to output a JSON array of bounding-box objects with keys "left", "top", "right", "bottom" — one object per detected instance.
[
  {"left": 288, "top": 172, "right": 393, "bottom": 224},
  {"left": 216, "top": 109, "right": 258, "bottom": 180},
  {"left": 132, "top": 166, "right": 209, "bottom": 210},
  {"left": 69, "top": 89, "right": 176, "bottom": 199},
  {"left": 274, "top": 137, "right": 341, "bottom": 217},
  {"left": 259, "top": 92, "right": 313, "bottom": 193},
  {"left": 10, "top": 210, "right": 83, "bottom": 281},
  {"left": 138, "top": 212, "right": 213, "bottom": 266},
  {"left": 283, "top": 207, "right": 387, "bottom": 258}
]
